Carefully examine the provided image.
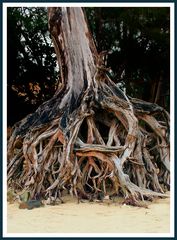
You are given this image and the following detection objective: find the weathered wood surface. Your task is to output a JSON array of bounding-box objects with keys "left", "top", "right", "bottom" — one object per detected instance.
[{"left": 7, "top": 7, "right": 170, "bottom": 206}]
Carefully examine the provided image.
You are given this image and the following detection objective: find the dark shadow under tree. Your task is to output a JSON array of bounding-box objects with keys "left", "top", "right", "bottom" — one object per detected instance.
[{"left": 7, "top": 7, "right": 170, "bottom": 206}]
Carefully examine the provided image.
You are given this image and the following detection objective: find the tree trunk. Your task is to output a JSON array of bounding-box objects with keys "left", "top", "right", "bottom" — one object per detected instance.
[{"left": 7, "top": 7, "right": 170, "bottom": 206}]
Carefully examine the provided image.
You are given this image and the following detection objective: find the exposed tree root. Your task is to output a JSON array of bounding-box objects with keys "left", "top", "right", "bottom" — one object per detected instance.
[
  {"left": 7, "top": 77, "right": 170, "bottom": 205},
  {"left": 7, "top": 7, "right": 170, "bottom": 207}
]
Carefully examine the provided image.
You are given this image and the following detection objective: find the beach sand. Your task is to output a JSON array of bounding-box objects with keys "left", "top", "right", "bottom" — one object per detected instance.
[{"left": 7, "top": 195, "right": 170, "bottom": 234}]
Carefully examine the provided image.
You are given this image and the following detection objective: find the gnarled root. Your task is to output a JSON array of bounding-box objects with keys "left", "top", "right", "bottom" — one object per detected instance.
[{"left": 7, "top": 78, "right": 170, "bottom": 206}]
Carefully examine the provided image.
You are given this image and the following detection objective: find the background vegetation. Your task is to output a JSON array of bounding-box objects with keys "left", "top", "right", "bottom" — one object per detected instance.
[{"left": 7, "top": 7, "right": 170, "bottom": 126}]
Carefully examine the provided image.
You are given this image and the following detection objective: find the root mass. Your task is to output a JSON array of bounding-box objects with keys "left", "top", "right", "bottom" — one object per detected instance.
[{"left": 7, "top": 7, "right": 170, "bottom": 206}]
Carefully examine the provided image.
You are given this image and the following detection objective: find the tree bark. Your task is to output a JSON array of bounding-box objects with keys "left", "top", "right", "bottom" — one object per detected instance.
[{"left": 7, "top": 7, "right": 170, "bottom": 206}]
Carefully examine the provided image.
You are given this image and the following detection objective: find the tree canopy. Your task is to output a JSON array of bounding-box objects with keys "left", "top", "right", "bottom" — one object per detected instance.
[{"left": 7, "top": 7, "right": 58, "bottom": 125}]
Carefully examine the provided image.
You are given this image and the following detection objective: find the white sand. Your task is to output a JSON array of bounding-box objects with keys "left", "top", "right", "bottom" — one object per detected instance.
[{"left": 7, "top": 196, "right": 170, "bottom": 234}]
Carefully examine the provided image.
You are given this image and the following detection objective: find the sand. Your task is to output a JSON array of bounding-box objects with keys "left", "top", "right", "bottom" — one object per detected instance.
[{"left": 7, "top": 195, "right": 170, "bottom": 235}]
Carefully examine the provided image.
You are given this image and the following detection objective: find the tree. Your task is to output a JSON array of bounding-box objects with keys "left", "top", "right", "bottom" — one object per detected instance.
[
  {"left": 7, "top": 7, "right": 170, "bottom": 126},
  {"left": 7, "top": 7, "right": 170, "bottom": 206}
]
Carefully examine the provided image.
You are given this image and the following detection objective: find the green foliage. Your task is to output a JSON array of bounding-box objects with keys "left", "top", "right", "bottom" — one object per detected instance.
[
  {"left": 7, "top": 7, "right": 170, "bottom": 125},
  {"left": 86, "top": 7, "right": 170, "bottom": 108},
  {"left": 7, "top": 7, "right": 58, "bottom": 125}
]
